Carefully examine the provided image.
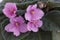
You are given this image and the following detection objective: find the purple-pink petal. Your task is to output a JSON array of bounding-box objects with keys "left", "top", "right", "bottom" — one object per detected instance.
[
  {"left": 5, "top": 3, "right": 17, "bottom": 10},
  {"left": 32, "top": 9, "right": 44, "bottom": 20},
  {"left": 26, "top": 5, "right": 32, "bottom": 12},
  {"left": 26, "top": 4, "right": 37, "bottom": 12},
  {"left": 5, "top": 23, "right": 20, "bottom": 36},
  {"left": 25, "top": 12, "right": 31, "bottom": 21},
  {"left": 3, "top": 8, "right": 16, "bottom": 18},
  {"left": 13, "top": 29, "right": 20, "bottom": 36},
  {"left": 35, "top": 20, "right": 43, "bottom": 27},
  {"left": 10, "top": 16, "right": 24, "bottom": 24},
  {"left": 31, "top": 4, "right": 37, "bottom": 9},
  {"left": 27, "top": 22, "right": 38, "bottom": 32},
  {"left": 5, "top": 23, "right": 14, "bottom": 32},
  {"left": 19, "top": 23, "right": 28, "bottom": 33},
  {"left": 27, "top": 22, "right": 32, "bottom": 31},
  {"left": 30, "top": 24, "right": 38, "bottom": 32}
]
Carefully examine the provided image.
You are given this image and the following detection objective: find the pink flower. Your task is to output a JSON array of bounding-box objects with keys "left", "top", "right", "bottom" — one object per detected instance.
[
  {"left": 27, "top": 20, "right": 43, "bottom": 32},
  {"left": 3, "top": 3, "right": 17, "bottom": 18},
  {"left": 5, "top": 16, "right": 28, "bottom": 36},
  {"left": 25, "top": 4, "right": 44, "bottom": 21}
]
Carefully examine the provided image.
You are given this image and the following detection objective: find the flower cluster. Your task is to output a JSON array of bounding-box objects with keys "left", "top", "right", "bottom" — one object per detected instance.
[
  {"left": 25, "top": 4, "right": 44, "bottom": 32},
  {"left": 2, "top": 3, "right": 44, "bottom": 36},
  {"left": 3, "top": 3, "right": 28, "bottom": 36}
]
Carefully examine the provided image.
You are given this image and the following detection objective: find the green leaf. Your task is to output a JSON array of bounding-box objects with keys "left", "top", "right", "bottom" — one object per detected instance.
[
  {"left": 48, "top": 0, "right": 60, "bottom": 3},
  {"left": 41, "top": 10, "right": 60, "bottom": 31},
  {"left": 3, "top": 0, "right": 22, "bottom": 3},
  {"left": 16, "top": 1, "right": 37, "bottom": 9},
  {"left": 22, "top": 30, "right": 52, "bottom": 40},
  {"left": 0, "top": 30, "right": 3, "bottom": 40},
  {"left": 5, "top": 32, "right": 30, "bottom": 40},
  {"left": 47, "top": 2, "right": 60, "bottom": 8},
  {"left": 22, "top": 31, "right": 41, "bottom": 40},
  {"left": 16, "top": 10, "right": 25, "bottom": 15},
  {"left": 3, "top": 0, "right": 47, "bottom": 3},
  {"left": 0, "top": 1, "right": 37, "bottom": 10}
]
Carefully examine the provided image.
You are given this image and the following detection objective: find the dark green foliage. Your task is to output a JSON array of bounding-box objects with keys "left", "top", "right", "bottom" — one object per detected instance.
[{"left": 41, "top": 10, "right": 60, "bottom": 31}]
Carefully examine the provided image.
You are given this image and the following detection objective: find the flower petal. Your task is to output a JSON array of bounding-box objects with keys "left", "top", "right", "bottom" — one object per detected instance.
[
  {"left": 31, "top": 4, "right": 37, "bottom": 9},
  {"left": 5, "top": 3, "right": 17, "bottom": 10},
  {"left": 26, "top": 5, "right": 32, "bottom": 12},
  {"left": 27, "top": 22, "right": 38, "bottom": 32},
  {"left": 32, "top": 9, "right": 44, "bottom": 20},
  {"left": 25, "top": 13, "right": 31, "bottom": 21},
  {"left": 19, "top": 23, "right": 28, "bottom": 33},
  {"left": 5, "top": 23, "right": 20, "bottom": 36},
  {"left": 31, "top": 23, "right": 38, "bottom": 32},
  {"left": 27, "top": 22, "right": 32, "bottom": 31},
  {"left": 5, "top": 23, "right": 14, "bottom": 32},
  {"left": 10, "top": 16, "right": 24, "bottom": 24},
  {"left": 13, "top": 29, "right": 20, "bottom": 36},
  {"left": 26, "top": 4, "right": 37, "bottom": 12},
  {"left": 3, "top": 8, "right": 16, "bottom": 18},
  {"left": 36, "top": 20, "right": 43, "bottom": 27}
]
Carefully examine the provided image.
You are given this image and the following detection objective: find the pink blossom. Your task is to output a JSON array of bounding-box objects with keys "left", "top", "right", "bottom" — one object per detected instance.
[
  {"left": 5, "top": 16, "right": 28, "bottom": 36},
  {"left": 3, "top": 3, "right": 17, "bottom": 18},
  {"left": 27, "top": 20, "right": 43, "bottom": 32},
  {"left": 25, "top": 4, "right": 44, "bottom": 21}
]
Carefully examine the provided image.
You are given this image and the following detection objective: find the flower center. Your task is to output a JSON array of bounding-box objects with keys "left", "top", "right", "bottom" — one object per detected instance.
[
  {"left": 30, "top": 10, "right": 35, "bottom": 14},
  {"left": 33, "top": 22, "right": 36, "bottom": 24},
  {"left": 10, "top": 9, "right": 15, "bottom": 16},
  {"left": 15, "top": 22, "right": 20, "bottom": 27},
  {"left": 11, "top": 9, "right": 15, "bottom": 13},
  {"left": 31, "top": 21, "right": 36, "bottom": 24}
]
